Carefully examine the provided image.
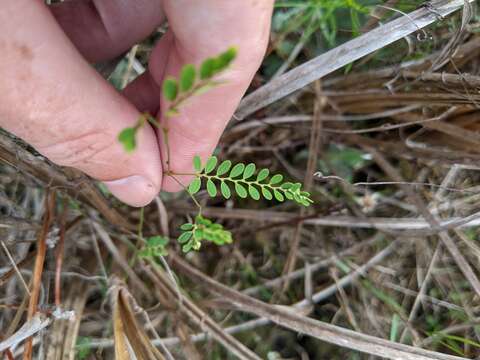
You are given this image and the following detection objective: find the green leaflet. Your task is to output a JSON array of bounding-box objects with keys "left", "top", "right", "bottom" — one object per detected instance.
[
  {"left": 180, "top": 64, "right": 196, "bottom": 92},
  {"left": 256, "top": 168, "right": 270, "bottom": 182},
  {"left": 235, "top": 183, "right": 248, "bottom": 198},
  {"left": 262, "top": 187, "right": 273, "bottom": 200},
  {"left": 200, "top": 58, "right": 216, "bottom": 79},
  {"left": 193, "top": 155, "right": 203, "bottom": 172},
  {"left": 118, "top": 127, "right": 137, "bottom": 152},
  {"left": 217, "top": 160, "right": 232, "bottom": 176},
  {"left": 270, "top": 174, "right": 283, "bottom": 185},
  {"left": 248, "top": 185, "right": 260, "bottom": 200},
  {"left": 206, "top": 179, "right": 217, "bottom": 197},
  {"left": 243, "top": 163, "right": 256, "bottom": 179},
  {"left": 214, "top": 47, "right": 237, "bottom": 72},
  {"left": 163, "top": 78, "right": 178, "bottom": 101},
  {"left": 230, "top": 163, "right": 245, "bottom": 178},
  {"left": 204, "top": 156, "right": 218, "bottom": 174},
  {"left": 188, "top": 178, "right": 202, "bottom": 195},
  {"left": 274, "top": 189, "right": 285, "bottom": 202},
  {"left": 221, "top": 181, "right": 231, "bottom": 199}
]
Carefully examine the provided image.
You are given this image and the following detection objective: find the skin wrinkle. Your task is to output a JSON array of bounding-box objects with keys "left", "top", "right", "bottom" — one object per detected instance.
[{"left": 35, "top": 130, "right": 114, "bottom": 167}]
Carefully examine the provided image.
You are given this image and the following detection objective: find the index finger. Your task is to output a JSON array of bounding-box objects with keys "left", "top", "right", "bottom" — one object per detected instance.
[{"left": 148, "top": 0, "right": 274, "bottom": 191}]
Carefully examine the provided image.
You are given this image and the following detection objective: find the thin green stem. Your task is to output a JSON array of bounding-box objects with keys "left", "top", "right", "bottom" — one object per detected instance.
[
  {"left": 145, "top": 113, "right": 162, "bottom": 129},
  {"left": 168, "top": 174, "right": 203, "bottom": 214},
  {"left": 138, "top": 206, "right": 145, "bottom": 240},
  {"left": 162, "top": 127, "right": 171, "bottom": 172},
  {"left": 129, "top": 206, "right": 145, "bottom": 267},
  {"left": 166, "top": 171, "right": 197, "bottom": 177},
  {"left": 167, "top": 79, "right": 219, "bottom": 113}
]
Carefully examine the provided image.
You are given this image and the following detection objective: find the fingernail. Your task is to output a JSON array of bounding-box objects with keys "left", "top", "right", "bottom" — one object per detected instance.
[{"left": 103, "top": 175, "right": 158, "bottom": 207}]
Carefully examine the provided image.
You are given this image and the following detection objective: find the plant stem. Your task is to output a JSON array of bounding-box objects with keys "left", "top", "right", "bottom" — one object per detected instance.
[{"left": 168, "top": 174, "right": 203, "bottom": 215}]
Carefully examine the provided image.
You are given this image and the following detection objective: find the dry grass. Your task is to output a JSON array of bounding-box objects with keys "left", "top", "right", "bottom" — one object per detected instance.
[{"left": 2, "top": 1, "right": 480, "bottom": 359}]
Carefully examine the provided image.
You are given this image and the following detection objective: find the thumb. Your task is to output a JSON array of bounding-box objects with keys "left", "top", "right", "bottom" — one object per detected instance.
[{"left": 0, "top": 2, "right": 162, "bottom": 207}]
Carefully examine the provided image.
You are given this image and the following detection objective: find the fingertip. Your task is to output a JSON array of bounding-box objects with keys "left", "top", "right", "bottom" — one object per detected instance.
[
  {"left": 104, "top": 175, "right": 159, "bottom": 207},
  {"left": 161, "top": 175, "right": 194, "bottom": 193}
]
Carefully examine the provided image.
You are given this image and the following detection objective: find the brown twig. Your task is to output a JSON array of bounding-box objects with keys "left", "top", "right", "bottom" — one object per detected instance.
[
  {"left": 23, "top": 191, "right": 55, "bottom": 360},
  {"left": 54, "top": 198, "right": 68, "bottom": 307}
]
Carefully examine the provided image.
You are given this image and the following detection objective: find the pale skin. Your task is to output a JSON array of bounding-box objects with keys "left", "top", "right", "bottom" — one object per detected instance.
[{"left": 0, "top": 0, "right": 274, "bottom": 206}]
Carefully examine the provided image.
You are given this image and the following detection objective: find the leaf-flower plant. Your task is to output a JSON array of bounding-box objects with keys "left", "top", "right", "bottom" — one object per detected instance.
[{"left": 118, "top": 48, "right": 313, "bottom": 257}]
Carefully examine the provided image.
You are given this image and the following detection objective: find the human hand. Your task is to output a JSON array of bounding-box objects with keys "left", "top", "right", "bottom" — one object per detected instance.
[{"left": 0, "top": 0, "right": 273, "bottom": 206}]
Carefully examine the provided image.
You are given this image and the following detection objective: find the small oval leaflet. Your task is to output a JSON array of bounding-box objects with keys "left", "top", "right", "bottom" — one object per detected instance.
[
  {"left": 163, "top": 78, "right": 178, "bottom": 101},
  {"left": 216, "top": 160, "right": 232, "bottom": 176},
  {"left": 207, "top": 179, "right": 217, "bottom": 197},
  {"left": 230, "top": 163, "right": 245, "bottom": 178},
  {"left": 193, "top": 155, "right": 203, "bottom": 172},
  {"left": 180, "top": 64, "right": 196, "bottom": 92},
  {"left": 235, "top": 183, "right": 248, "bottom": 198},
  {"left": 248, "top": 185, "right": 260, "bottom": 200},
  {"left": 256, "top": 168, "right": 270, "bottom": 182},
  {"left": 204, "top": 156, "right": 218, "bottom": 174},
  {"left": 262, "top": 187, "right": 273, "bottom": 200},
  {"left": 270, "top": 174, "right": 284, "bottom": 185},
  {"left": 274, "top": 189, "right": 285, "bottom": 202},
  {"left": 243, "top": 163, "right": 256, "bottom": 180},
  {"left": 188, "top": 178, "right": 202, "bottom": 195},
  {"left": 118, "top": 128, "right": 136, "bottom": 152},
  {"left": 221, "top": 181, "right": 231, "bottom": 199},
  {"left": 178, "top": 232, "right": 192, "bottom": 244}
]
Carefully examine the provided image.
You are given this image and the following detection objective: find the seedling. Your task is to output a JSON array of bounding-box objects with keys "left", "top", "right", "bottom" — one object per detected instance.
[{"left": 118, "top": 47, "right": 313, "bottom": 255}]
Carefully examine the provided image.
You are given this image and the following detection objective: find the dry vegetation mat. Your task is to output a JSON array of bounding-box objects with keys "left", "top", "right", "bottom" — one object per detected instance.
[{"left": 2, "top": 0, "right": 480, "bottom": 359}]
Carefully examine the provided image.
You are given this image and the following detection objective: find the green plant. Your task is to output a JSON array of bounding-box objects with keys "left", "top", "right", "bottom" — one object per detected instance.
[
  {"left": 118, "top": 48, "right": 313, "bottom": 255},
  {"left": 189, "top": 155, "right": 312, "bottom": 206},
  {"left": 138, "top": 235, "right": 169, "bottom": 258},
  {"left": 75, "top": 337, "right": 93, "bottom": 360},
  {"left": 274, "top": 0, "right": 369, "bottom": 48},
  {"left": 178, "top": 215, "right": 233, "bottom": 253}
]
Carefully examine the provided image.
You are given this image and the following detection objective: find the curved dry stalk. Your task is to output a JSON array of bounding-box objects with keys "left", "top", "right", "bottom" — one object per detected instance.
[
  {"left": 235, "top": 0, "right": 474, "bottom": 120},
  {"left": 171, "top": 255, "right": 466, "bottom": 360}
]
